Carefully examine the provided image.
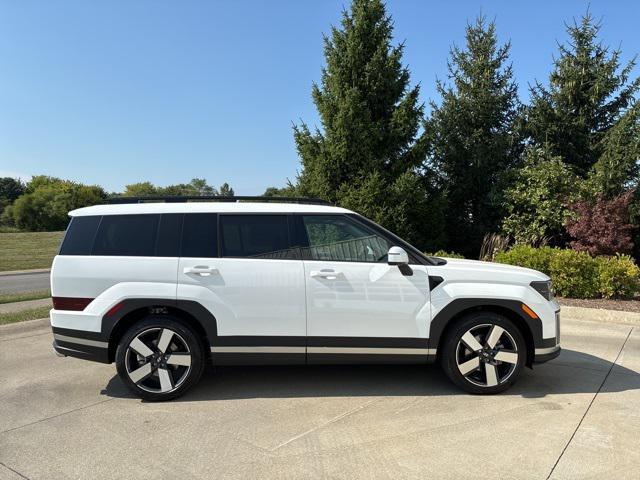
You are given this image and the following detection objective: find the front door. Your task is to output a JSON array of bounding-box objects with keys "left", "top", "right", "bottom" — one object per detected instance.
[{"left": 299, "top": 214, "right": 432, "bottom": 363}]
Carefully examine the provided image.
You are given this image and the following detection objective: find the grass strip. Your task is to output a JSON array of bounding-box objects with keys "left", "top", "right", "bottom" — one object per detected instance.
[
  {"left": 0, "top": 231, "right": 64, "bottom": 271},
  {"left": 0, "top": 306, "right": 51, "bottom": 326},
  {"left": 0, "top": 290, "right": 51, "bottom": 305}
]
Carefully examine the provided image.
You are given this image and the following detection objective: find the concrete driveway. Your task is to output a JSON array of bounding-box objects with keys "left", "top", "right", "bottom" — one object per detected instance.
[{"left": 1, "top": 316, "right": 638, "bottom": 479}]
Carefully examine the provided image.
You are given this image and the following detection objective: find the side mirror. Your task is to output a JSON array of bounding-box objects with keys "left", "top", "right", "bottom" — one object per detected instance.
[{"left": 387, "top": 246, "right": 409, "bottom": 266}]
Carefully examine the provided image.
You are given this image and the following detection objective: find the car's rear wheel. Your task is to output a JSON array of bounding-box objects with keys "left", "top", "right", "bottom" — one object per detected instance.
[
  {"left": 440, "top": 312, "right": 526, "bottom": 394},
  {"left": 116, "top": 316, "right": 205, "bottom": 401}
]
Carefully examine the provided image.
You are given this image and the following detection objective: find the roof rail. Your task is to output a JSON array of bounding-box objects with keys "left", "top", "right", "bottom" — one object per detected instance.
[{"left": 105, "top": 195, "right": 332, "bottom": 206}]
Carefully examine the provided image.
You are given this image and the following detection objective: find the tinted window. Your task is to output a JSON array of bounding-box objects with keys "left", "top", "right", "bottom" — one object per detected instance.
[
  {"left": 59, "top": 216, "right": 101, "bottom": 255},
  {"left": 93, "top": 215, "right": 160, "bottom": 256},
  {"left": 302, "top": 215, "right": 391, "bottom": 262},
  {"left": 220, "top": 215, "right": 293, "bottom": 259},
  {"left": 181, "top": 213, "right": 218, "bottom": 257},
  {"left": 156, "top": 214, "right": 183, "bottom": 257}
]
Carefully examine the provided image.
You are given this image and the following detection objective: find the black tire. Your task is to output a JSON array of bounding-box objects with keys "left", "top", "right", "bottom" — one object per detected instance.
[
  {"left": 116, "top": 315, "right": 205, "bottom": 401},
  {"left": 440, "top": 312, "right": 526, "bottom": 394}
]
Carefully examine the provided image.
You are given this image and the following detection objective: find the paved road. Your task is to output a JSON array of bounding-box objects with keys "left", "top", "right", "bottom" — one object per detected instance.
[
  {"left": 0, "top": 272, "right": 50, "bottom": 295},
  {"left": 1, "top": 316, "right": 638, "bottom": 479}
]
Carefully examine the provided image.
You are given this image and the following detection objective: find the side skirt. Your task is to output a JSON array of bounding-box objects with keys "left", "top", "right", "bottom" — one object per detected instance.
[{"left": 209, "top": 337, "right": 436, "bottom": 366}]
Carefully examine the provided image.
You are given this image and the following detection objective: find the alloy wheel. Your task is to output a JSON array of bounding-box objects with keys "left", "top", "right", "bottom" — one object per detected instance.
[
  {"left": 124, "top": 327, "right": 192, "bottom": 394},
  {"left": 455, "top": 323, "right": 519, "bottom": 388}
]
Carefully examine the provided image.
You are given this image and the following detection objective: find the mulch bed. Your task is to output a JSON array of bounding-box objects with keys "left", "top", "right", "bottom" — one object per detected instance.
[{"left": 558, "top": 297, "right": 640, "bottom": 313}]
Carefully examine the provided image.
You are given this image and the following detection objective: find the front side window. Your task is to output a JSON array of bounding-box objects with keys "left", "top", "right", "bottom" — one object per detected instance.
[
  {"left": 93, "top": 214, "right": 160, "bottom": 256},
  {"left": 302, "top": 215, "right": 392, "bottom": 262},
  {"left": 220, "top": 215, "right": 295, "bottom": 259}
]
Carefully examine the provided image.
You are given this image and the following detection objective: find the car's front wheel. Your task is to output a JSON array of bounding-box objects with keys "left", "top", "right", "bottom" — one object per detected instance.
[
  {"left": 116, "top": 316, "right": 205, "bottom": 401},
  {"left": 440, "top": 312, "right": 526, "bottom": 394}
]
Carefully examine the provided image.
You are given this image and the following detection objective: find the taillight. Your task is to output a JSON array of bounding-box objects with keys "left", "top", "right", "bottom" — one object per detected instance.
[{"left": 52, "top": 297, "right": 94, "bottom": 311}]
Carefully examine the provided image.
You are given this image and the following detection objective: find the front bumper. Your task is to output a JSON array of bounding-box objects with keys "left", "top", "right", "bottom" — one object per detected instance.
[{"left": 534, "top": 344, "right": 561, "bottom": 363}]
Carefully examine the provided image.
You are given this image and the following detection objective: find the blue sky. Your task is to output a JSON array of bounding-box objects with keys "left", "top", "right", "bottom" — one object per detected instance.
[{"left": 1, "top": 0, "right": 638, "bottom": 194}]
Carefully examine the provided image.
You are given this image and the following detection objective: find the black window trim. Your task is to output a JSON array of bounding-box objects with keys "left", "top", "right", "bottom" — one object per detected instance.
[
  {"left": 155, "top": 213, "right": 184, "bottom": 258},
  {"left": 181, "top": 212, "right": 219, "bottom": 258}
]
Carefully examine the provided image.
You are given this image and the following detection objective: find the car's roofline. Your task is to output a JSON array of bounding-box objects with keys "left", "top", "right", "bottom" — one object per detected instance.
[{"left": 69, "top": 202, "right": 353, "bottom": 216}]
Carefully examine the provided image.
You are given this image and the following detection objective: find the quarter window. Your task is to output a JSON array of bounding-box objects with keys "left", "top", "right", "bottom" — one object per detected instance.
[
  {"left": 220, "top": 215, "right": 294, "bottom": 259},
  {"left": 302, "top": 215, "right": 391, "bottom": 262},
  {"left": 59, "top": 216, "right": 101, "bottom": 255}
]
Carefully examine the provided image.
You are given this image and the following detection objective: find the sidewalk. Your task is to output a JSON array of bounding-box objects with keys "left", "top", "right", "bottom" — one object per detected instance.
[{"left": 0, "top": 298, "right": 51, "bottom": 314}]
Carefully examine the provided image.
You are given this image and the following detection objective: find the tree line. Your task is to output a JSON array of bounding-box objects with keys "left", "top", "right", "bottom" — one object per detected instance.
[
  {"left": 2, "top": 0, "right": 638, "bottom": 262},
  {"left": 269, "top": 0, "right": 639, "bottom": 259},
  {"left": 0, "top": 177, "right": 234, "bottom": 231}
]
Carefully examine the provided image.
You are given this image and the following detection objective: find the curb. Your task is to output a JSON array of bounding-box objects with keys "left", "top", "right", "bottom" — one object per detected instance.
[
  {"left": 561, "top": 305, "right": 640, "bottom": 327},
  {"left": 0, "top": 268, "right": 51, "bottom": 277},
  {"left": 0, "top": 317, "right": 49, "bottom": 340}
]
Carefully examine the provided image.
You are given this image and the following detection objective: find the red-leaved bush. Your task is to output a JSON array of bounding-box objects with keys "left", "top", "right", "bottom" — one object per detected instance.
[{"left": 566, "top": 191, "right": 635, "bottom": 256}]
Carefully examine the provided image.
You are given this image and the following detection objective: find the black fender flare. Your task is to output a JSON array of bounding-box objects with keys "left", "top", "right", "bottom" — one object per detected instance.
[
  {"left": 427, "top": 298, "right": 551, "bottom": 355},
  {"left": 102, "top": 298, "right": 218, "bottom": 348}
]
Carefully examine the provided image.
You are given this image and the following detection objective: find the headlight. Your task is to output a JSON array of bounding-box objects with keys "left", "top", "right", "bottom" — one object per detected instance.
[{"left": 530, "top": 280, "right": 553, "bottom": 300}]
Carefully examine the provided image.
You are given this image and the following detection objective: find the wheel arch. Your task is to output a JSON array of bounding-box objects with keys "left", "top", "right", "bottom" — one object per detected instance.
[
  {"left": 103, "top": 299, "right": 217, "bottom": 363},
  {"left": 430, "top": 299, "right": 538, "bottom": 368}
]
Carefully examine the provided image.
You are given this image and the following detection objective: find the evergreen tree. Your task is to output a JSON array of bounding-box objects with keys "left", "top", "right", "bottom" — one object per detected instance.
[
  {"left": 294, "top": 0, "right": 432, "bottom": 247},
  {"left": 426, "top": 16, "right": 521, "bottom": 256},
  {"left": 589, "top": 103, "right": 640, "bottom": 197},
  {"left": 526, "top": 12, "right": 640, "bottom": 176},
  {"left": 218, "top": 183, "right": 234, "bottom": 197}
]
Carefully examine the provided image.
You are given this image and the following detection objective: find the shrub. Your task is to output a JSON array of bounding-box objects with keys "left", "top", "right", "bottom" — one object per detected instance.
[
  {"left": 426, "top": 250, "right": 465, "bottom": 259},
  {"left": 495, "top": 246, "right": 640, "bottom": 299},
  {"left": 548, "top": 249, "right": 600, "bottom": 298},
  {"left": 597, "top": 255, "right": 640, "bottom": 299},
  {"left": 494, "top": 245, "right": 555, "bottom": 275},
  {"left": 566, "top": 191, "right": 635, "bottom": 256}
]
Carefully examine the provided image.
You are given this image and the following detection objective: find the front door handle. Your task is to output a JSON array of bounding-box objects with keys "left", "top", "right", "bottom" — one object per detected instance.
[
  {"left": 310, "top": 269, "right": 342, "bottom": 280},
  {"left": 183, "top": 266, "right": 218, "bottom": 276}
]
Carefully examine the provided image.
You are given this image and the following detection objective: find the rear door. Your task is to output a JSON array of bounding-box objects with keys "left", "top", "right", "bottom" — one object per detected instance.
[
  {"left": 299, "top": 214, "right": 432, "bottom": 363},
  {"left": 177, "top": 213, "right": 306, "bottom": 364}
]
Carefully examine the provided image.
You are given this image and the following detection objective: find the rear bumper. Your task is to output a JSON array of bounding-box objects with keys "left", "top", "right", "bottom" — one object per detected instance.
[
  {"left": 534, "top": 345, "right": 561, "bottom": 363},
  {"left": 52, "top": 331, "right": 110, "bottom": 363}
]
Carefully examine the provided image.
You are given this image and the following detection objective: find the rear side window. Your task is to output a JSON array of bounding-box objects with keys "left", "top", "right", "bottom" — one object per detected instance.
[
  {"left": 181, "top": 213, "right": 218, "bottom": 257},
  {"left": 93, "top": 215, "right": 160, "bottom": 256},
  {"left": 59, "top": 216, "right": 101, "bottom": 255},
  {"left": 220, "top": 215, "right": 293, "bottom": 259}
]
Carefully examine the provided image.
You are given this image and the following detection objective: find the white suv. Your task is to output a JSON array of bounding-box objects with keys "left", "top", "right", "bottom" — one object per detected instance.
[{"left": 50, "top": 197, "right": 560, "bottom": 401}]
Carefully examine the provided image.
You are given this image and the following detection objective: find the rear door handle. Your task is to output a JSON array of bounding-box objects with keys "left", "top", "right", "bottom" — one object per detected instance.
[
  {"left": 183, "top": 266, "right": 218, "bottom": 276},
  {"left": 310, "top": 269, "right": 342, "bottom": 280}
]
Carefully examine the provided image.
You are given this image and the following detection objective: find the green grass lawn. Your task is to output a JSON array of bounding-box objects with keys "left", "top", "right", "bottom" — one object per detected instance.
[
  {"left": 0, "top": 290, "right": 51, "bottom": 304},
  {"left": 0, "top": 231, "right": 64, "bottom": 272},
  {"left": 0, "top": 306, "right": 51, "bottom": 325}
]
